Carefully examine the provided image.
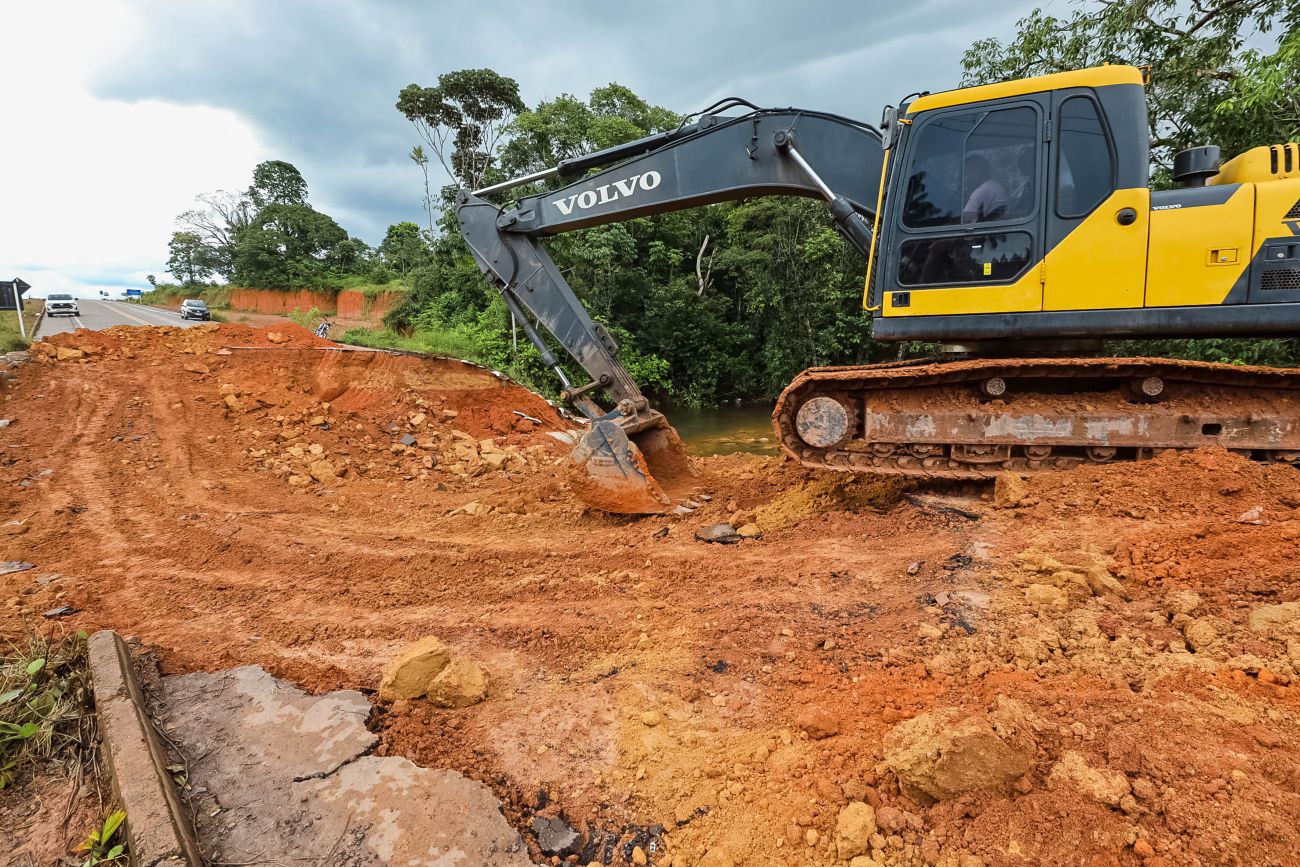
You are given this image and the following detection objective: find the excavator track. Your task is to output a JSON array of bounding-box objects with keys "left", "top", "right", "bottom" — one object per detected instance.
[{"left": 774, "top": 357, "right": 1300, "bottom": 479}]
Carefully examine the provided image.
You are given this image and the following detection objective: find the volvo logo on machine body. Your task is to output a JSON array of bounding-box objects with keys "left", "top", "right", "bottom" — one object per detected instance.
[{"left": 553, "top": 171, "right": 662, "bottom": 216}]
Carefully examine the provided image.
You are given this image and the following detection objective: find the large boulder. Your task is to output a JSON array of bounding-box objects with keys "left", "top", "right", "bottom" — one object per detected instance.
[
  {"left": 379, "top": 636, "right": 489, "bottom": 707},
  {"left": 883, "top": 698, "right": 1036, "bottom": 802},
  {"left": 425, "top": 656, "right": 489, "bottom": 709}
]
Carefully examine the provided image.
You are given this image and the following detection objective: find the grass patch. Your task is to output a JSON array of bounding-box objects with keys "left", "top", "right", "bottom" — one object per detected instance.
[
  {"left": 338, "top": 325, "right": 487, "bottom": 363},
  {"left": 286, "top": 306, "right": 327, "bottom": 330},
  {"left": 140, "top": 283, "right": 230, "bottom": 310},
  {"left": 1, "top": 631, "right": 93, "bottom": 789},
  {"left": 77, "top": 809, "right": 128, "bottom": 865},
  {"left": 0, "top": 302, "right": 43, "bottom": 352},
  {"left": 327, "top": 275, "right": 411, "bottom": 295},
  {"left": 358, "top": 282, "right": 409, "bottom": 298}
]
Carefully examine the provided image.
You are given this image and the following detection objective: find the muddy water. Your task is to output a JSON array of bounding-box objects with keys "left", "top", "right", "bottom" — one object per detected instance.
[{"left": 668, "top": 404, "right": 780, "bottom": 456}]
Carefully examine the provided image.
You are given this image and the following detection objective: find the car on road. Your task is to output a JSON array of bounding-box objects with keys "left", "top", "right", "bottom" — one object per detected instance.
[
  {"left": 46, "top": 294, "right": 80, "bottom": 317},
  {"left": 179, "top": 299, "right": 211, "bottom": 321}
]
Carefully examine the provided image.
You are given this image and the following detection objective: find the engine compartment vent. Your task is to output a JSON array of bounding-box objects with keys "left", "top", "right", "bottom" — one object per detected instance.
[
  {"left": 1261, "top": 269, "right": 1300, "bottom": 291},
  {"left": 1286, "top": 198, "right": 1300, "bottom": 220},
  {"left": 1271, "top": 144, "right": 1300, "bottom": 177}
]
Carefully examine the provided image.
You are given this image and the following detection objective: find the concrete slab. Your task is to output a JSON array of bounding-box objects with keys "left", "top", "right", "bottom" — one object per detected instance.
[
  {"left": 160, "top": 665, "right": 530, "bottom": 866},
  {"left": 86, "top": 631, "right": 199, "bottom": 867}
]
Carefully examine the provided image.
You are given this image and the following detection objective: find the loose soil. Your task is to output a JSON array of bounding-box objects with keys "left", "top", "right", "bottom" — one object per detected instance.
[{"left": 3, "top": 324, "right": 1300, "bottom": 866}]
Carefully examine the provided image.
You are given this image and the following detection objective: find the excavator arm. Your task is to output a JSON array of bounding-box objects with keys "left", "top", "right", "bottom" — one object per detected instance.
[{"left": 455, "top": 105, "right": 885, "bottom": 513}]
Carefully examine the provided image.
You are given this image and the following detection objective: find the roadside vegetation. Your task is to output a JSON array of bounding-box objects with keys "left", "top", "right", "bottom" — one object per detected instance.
[
  {"left": 152, "top": 0, "right": 1298, "bottom": 406},
  {"left": 0, "top": 302, "right": 43, "bottom": 352},
  {"left": 1, "top": 631, "right": 94, "bottom": 790},
  {"left": 0, "top": 631, "right": 127, "bottom": 863}
]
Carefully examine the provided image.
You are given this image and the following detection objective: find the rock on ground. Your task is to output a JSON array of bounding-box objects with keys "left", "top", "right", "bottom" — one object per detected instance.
[
  {"left": 425, "top": 655, "right": 489, "bottom": 708},
  {"left": 1250, "top": 602, "right": 1300, "bottom": 635},
  {"left": 835, "top": 801, "right": 877, "bottom": 859},
  {"left": 379, "top": 635, "right": 488, "bottom": 707},
  {"left": 160, "top": 665, "right": 529, "bottom": 866},
  {"left": 882, "top": 698, "right": 1036, "bottom": 802},
  {"left": 1046, "top": 750, "right": 1131, "bottom": 807},
  {"left": 796, "top": 705, "right": 841, "bottom": 739},
  {"left": 993, "top": 472, "right": 1029, "bottom": 508}
]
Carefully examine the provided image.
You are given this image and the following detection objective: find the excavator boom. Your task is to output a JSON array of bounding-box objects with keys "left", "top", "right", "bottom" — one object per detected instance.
[{"left": 457, "top": 107, "right": 884, "bottom": 513}]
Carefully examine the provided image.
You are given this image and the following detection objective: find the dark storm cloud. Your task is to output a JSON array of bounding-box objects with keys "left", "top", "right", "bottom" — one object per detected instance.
[{"left": 93, "top": 0, "right": 1040, "bottom": 244}]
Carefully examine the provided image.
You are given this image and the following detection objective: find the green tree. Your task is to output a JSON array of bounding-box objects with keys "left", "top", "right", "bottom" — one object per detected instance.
[
  {"left": 409, "top": 145, "right": 437, "bottom": 236},
  {"left": 166, "top": 231, "right": 220, "bottom": 287},
  {"left": 501, "top": 84, "right": 681, "bottom": 181},
  {"left": 378, "top": 222, "right": 430, "bottom": 274},
  {"left": 233, "top": 203, "right": 349, "bottom": 289},
  {"left": 961, "top": 0, "right": 1300, "bottom": 175},
  {"left": 396, "top": 68, "right": 526, "bottom": 191},
  {"left": 175, "top": 189, "right": 252, "bottom": 280},
  {"left": 248, "top": 160, "right": 309, "bottom": 209}
]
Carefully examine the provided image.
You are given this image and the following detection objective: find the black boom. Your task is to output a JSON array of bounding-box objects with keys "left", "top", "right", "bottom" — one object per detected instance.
[{"left": 456, "top": 106, "right": 885, "bottom": 426}]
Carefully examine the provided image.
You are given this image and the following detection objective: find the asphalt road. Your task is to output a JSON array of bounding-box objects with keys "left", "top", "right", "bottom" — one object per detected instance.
[{"left": 35, "top": 300, "right": 203, "bottom": 337}]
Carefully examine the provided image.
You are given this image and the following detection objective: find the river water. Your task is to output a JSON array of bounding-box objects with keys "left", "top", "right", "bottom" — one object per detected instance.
[{"left": 668, "top": 404, "right": 780, "bottom": 456}]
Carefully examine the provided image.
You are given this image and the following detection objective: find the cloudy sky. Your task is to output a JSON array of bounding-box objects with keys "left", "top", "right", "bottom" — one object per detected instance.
[{"left": 2, "top": 0, "right": 1049, "bottom": 297}]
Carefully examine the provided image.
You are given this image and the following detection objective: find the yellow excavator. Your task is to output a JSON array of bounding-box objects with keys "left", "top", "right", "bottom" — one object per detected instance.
[{"left": 456, "top": 65, "right": 1300, "bottom": 513}]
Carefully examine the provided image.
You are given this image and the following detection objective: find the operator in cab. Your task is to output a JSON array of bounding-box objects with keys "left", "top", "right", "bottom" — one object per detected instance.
[{"left": 961, "top": 155, "right": 1008, "bottom": 223}]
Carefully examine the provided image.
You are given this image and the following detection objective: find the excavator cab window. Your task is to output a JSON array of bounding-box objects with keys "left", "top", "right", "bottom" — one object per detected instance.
[
  {"left": 901, "top": 106, "right": 1038, "bottom": 229},
  {"left": 893, "top": 101, "right": 1042, "bottom": 289},
  {"left": 898, "top": 232, "right": 1033, "bottom": 286},
  {"left": 1056, "top": 97, "right": 1115, "bottom": 217}
]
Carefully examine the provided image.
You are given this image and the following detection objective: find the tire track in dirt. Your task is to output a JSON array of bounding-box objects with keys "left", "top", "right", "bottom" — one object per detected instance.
[{"left": 7, "top": 326, "right": 1300, "bottom": 866}]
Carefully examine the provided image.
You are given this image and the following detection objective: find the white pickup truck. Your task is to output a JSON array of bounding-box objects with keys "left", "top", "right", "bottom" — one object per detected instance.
[{"left": 46, "top": 294, "right": 80, "bottom": 317}]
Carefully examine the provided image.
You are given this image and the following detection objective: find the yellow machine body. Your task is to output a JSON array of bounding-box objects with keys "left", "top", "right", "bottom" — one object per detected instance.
[{"left": 867, "top": 66, "right": 1300, "bottom": 343}]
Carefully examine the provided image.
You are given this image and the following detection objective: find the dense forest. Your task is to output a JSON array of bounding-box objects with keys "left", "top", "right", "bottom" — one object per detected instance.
[{"left": 163, "top": 0, "right": 1300, "bottom": 407}]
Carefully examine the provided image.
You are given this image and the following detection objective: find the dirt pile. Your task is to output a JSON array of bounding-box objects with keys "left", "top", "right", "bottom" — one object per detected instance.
[
  {"left": 31, "top": 321, "right": 331, "bottom": 359},
  {"left": 3, "top": 328, "right": 1300, "bottom": 865}
]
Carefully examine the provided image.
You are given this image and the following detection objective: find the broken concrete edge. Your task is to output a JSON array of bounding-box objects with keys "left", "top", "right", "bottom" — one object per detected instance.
[{"left": 87, "top": 630, "right": 202, "bottom": 867}]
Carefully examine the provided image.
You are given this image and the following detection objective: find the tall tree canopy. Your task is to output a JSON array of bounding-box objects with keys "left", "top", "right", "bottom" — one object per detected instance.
[
  {"left": 961, "top": 0, "right": 1300, "bottom": 175},
  {"left": 232, "top": 203, "right": 352, "bottom": 289},
  {"left": 248, "top": 159, "right": 309, "bottom": 209},
  {"left": 378, "top": 221, "right": 430, "bottom": 275},
  {"left": 175, "top": 190, "right": 251, "bottom": 281},
  {"left": 169, "top": 160, "right": 377, "bottom": 291},
  {"left": 396, "top": 68, "right": 525, "bottom": 191}
]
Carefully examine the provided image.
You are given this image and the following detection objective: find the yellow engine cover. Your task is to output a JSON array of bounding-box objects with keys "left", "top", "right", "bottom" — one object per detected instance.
[{"left": 1213, "top": 144, "right": 1300, "bottom": 185}]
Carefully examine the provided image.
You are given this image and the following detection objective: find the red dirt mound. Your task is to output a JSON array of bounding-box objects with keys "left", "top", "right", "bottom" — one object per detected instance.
[
  {"left": 4, "top": 328, "right": 1300, "bottom": 866},
  {"left": 31, "top": 322, "right": 332, "bottom": 359}
]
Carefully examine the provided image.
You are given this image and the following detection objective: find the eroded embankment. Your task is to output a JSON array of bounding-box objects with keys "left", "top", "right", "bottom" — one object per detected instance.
[{"left": 2, "top": 325, "right": 1300, "bottom": 866}]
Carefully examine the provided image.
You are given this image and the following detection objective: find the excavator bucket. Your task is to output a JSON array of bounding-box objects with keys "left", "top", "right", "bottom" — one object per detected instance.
[{"left": 568, "top": 416, "right": 696, "bottom": 514}]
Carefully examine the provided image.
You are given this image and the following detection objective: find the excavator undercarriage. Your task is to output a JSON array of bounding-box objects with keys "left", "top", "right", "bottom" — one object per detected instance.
[{"left": 775, "top": 356, "right": 1300, "bottom": 478}]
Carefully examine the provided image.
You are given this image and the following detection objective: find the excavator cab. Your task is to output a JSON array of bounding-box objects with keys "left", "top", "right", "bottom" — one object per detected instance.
[
  {"left": 870, "top": 65, "right": 1300, "bottom": 345},
  {"left": 871, "top": 66, "right": 1153, "bottom": 335}
]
